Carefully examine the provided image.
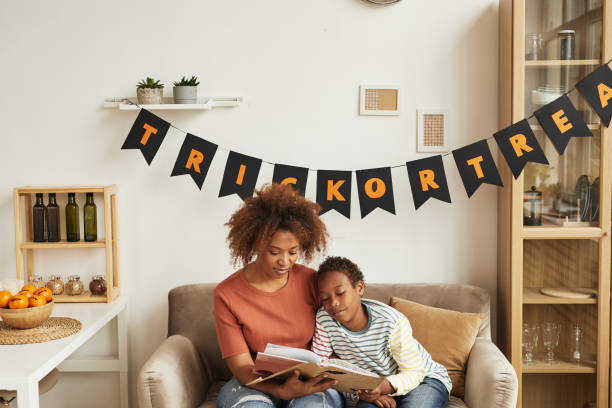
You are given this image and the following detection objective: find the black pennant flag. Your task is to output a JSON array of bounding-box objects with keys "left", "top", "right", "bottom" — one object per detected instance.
[
  {"left": 219, "top": 151, "right": 262, "bottom": 201},
  {"left": 452, "top": 140, "right": 503, "bottom": 198},
  {"left": 576, "top": 63, "right": 612, "bottom": 127},
  {"left": 356, "top": 167, "right": 395, "bottom": 218},
  {"left": 272, "top": 164, "right": 309, "bottom": 196},
  {"left": 406, "top": 156, "right": 451, "bottom": 210},
  {"left": 121, "top": 109, "right": 170, "bottom": 165},
  {"left": 316, "top": 170, "right": 352, "bottom": 219},
  {"left": 170, "top": 133, "right": 218, "bottom": 190},
  {"left": 535, "top": 94, "right": 592, "bottom": 154},
  {"left": 494, "top": 119, "right": 548, "bottom": 179}
]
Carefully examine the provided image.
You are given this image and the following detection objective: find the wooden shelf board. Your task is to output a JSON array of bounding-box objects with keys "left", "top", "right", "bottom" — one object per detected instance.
[
  {"left": 104, "top": 97, "right": 243, "bottom": 111},
  {"left": 522, "top": 354, "right": 597, "bottom": 373},
  {"left": 523, "top": 287, "right": 597, "bottom": 304},
  {"left": 20, "top": 240, "right": 106, "bottom": 249},
  {"left": 53, "top": 291, "right": 108, "bottom": 303},
  {"left": 521, "top": 226, "right": 602, "bottom": 239},
  {"left": 525, "top": 59, "right": 601, "bottom": 67},
  {"left": 16, "top": 186, "right": 114, "bottom": 194}
]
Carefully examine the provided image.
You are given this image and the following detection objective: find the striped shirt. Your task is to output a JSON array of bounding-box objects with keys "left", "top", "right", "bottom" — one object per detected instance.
[{"left": 312, "top": 298, "right": 452, "bottom": 396}]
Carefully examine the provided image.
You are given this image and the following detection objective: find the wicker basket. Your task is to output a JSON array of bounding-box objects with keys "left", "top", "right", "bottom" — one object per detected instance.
[{"left": 0, "top": 300, "right": 54, "bottom": 329}]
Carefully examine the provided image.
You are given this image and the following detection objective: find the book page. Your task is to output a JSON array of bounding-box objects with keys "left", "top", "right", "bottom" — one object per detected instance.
[
  {"left": 264, "top": 344, "right": 321, "bottom": 363},
  {"left": 323, "top": 359, "right": 378, "bottom": 377}
]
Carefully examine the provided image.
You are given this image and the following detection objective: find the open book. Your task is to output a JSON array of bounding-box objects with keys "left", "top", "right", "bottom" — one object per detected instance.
[{"left": 247, "top": 344, "right": 385, "bottom": 393}]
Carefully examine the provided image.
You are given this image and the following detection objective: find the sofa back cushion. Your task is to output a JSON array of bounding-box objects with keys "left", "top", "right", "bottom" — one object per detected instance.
[{"left": 168, "top": 282, "right": 491, "bottom": 382}]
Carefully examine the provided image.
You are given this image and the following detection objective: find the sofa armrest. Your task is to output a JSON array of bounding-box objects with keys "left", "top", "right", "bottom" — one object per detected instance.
[
  {"left": 464, "top": 337, "right": 518, "bottom": 408},
  {"left": 138, "top": 334, "right": 211, "bottom": 408}
]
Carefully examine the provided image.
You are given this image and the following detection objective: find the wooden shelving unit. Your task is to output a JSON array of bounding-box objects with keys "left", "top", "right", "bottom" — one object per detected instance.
[
  {"left": 498, "top": 1, "right": 611, "bottom": 407},
  {"left": 13, "top": 185, "right": 120, "bottom": 303}
]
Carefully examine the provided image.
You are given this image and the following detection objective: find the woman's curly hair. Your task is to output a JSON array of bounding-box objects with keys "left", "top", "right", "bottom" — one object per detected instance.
[{"left": 226, "top": 183, "right": 329, "bottom": 267}]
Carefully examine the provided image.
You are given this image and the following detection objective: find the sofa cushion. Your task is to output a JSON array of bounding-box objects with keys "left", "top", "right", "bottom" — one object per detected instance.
[{"left": 390, "top": 296, "right": 483, "bottom": 399}]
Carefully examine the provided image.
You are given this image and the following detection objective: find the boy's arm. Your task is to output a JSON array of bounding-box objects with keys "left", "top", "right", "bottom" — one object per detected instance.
[
  {"left": 311, "top": 313, "right": 334, "bottom": 359},
  {"left": 386, "top": 318, "right": 426, "bottom": 396}
]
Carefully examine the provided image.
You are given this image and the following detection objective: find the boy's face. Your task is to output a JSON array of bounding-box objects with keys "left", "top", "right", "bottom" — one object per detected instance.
[{"left": 318, "top": 270, "right": 366, "bottom": 330}]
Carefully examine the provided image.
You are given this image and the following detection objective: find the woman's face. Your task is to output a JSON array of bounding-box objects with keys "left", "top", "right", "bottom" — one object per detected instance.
[
  {"left": 318, "top": 270, "right": 366, "bottom": 330},
  {"left": 255, "top": 229, "right": 300, "bottom": 280}
]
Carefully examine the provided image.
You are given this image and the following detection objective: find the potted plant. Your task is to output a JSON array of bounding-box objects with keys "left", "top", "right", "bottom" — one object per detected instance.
[
  {"left": 136, "top": 77, "right": 164, "bottom": 104},
  {"left": 173, "top": 75, "right": 200, "bottom": 104}
]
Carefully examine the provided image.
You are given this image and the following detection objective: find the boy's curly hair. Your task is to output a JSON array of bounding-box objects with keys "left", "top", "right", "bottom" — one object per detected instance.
[
  {"left": 226, "top": 183, "right": 329, "bottom": 267},
  {"left": 317, "top": 256, "right": 365, "bottom": 287}
]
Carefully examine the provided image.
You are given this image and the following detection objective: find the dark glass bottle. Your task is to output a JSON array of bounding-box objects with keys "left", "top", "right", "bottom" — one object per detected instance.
[
  {"left": 65, "top": 193, "right": 80, "bottom": 242},
  {"left": 84, "top": 192, "right": 97, "bottom": 242},
  {"left": 46, "top": 193, "right": 60, "bottom": 242},
  {"left": 32, "top": 193, "right": 46, "bottom": 242}
]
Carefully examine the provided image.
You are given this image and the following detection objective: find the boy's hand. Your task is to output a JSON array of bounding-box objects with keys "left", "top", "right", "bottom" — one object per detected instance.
[
  {"left": 357, "top": 379, "right": 395, "bottom": 400},
  {"left": 373, "top": 395, "right": 396, "bottom": 408}
]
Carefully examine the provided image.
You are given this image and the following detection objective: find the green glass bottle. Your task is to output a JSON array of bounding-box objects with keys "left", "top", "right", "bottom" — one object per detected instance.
[
  {"left": 32, "top": 193, "right": 47, "bottom": 242},
  {"left": 84, "top": 192, "right": 97, "bottom": 242},
  {"left": 47, "top": 193, "right": 60, "bottom": 242},
  {"left": 65, "top": 192, "right": 80, "bottom": 242}
]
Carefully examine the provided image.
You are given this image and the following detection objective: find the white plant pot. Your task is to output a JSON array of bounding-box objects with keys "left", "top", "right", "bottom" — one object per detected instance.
[
  {"left": 137, "top": 88, "right": 164, "bottom": 104},
  {"left": 173, "top": 86, "right": 198, "bottom": 104}
]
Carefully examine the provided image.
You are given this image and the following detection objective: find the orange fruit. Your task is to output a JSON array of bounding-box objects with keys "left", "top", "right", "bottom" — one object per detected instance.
[
  {"left": 8, "top": 294, "right": 28, "bottom": 309},
  {"left": 21, "top": 284, "right": 37, "bottom": 292},
  {"left": 29, "top": 294, "right": 47, "bottom": 307},
  {"left": 0, "top": 290, "right": 11, "bottom": 308},
  {"left": 18, "top": 290, "right": 33, "bottom": 299},
  {"left": 34, "top": 287, "right": 53, "bottom": 302}
]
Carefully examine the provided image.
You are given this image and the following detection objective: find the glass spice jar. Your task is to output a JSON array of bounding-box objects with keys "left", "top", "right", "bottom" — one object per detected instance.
[
  {"left": 65, "top": 275, "right": 84, "bottom": 296},
  {"left": 29, "top": 274, "right": 45, "bottom": 289},
  {"left": 89, "top": 275, "right": 107, "bottom": 296},
  {"left": 46, "top": 274, "right": 64, "bottom": 295}
]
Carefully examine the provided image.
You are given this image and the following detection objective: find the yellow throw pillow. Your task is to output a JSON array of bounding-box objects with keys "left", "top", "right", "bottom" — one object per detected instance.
[{"left": 390, "top": 296, "right": 483, "bottom": 399}]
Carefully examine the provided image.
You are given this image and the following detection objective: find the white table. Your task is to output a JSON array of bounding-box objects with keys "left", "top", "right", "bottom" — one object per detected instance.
[{"left": 0, "top": 296, "right": 128, "bottom": 408}]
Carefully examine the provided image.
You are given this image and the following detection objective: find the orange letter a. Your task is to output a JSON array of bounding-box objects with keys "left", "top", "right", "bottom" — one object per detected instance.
[{"left": 598, "top": 83, "right": 612, "bottom": 108}]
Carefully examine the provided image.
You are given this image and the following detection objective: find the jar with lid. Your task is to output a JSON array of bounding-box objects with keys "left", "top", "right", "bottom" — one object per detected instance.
[
  {"left": 89, "top": 275, "right": 107, "bottom": 296},
  {"left": 29, "top": 274, "right": 45, "bottom": 290},
  {"left": 524, "top": 186, "right": 543, "bottom": 226},
  {"left": 65, "top": 275, "right": 84, "bottom": 296},
  {"left": 525, "top": 33, "right": 542, "bottom": 60},
  {"left": 46, "top": 274, "right": 64, "bottom": 295}
]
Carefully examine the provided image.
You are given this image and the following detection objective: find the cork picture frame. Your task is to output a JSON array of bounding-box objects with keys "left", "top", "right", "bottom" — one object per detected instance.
[{"left": 359, "top": 84, "right": 401, "bottom": 116}]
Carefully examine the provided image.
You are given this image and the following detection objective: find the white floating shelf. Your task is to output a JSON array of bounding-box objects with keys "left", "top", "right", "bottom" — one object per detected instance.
[{"left": 103, "top": 96, "right": 243, "bottom": 111}]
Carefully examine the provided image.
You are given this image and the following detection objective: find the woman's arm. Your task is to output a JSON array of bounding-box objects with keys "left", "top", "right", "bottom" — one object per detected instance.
[{"left": 225, "top": 353, "right": 337, "bottom": 400}]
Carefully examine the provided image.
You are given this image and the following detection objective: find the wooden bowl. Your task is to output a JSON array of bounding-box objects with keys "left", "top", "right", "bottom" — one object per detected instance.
[{"left": 0, "top": 300, "right": 54, "bottom": 329}]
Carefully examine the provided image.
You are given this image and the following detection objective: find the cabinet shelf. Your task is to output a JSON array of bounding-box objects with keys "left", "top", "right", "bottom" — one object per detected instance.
[
  {"left": 52, "top": 291, "right": 108, "bottom": 303},
  {"left": 523, "top": 288, "right": 597, "bottom": 304},
  {"left": 521, "top": 226, "right": 602, "bottom": 239},
  {"left": 20, "top": 240, "right": 107, "bottom": 249},
  {"left": 522, "top": 354, "right": 596, "bottom": 374},
  {"left": 525, "top": 59, "right": 601, "bottom": 67}
]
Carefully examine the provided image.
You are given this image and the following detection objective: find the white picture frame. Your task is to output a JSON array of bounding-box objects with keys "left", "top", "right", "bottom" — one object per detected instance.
[
  {"left": 417, "top": 108, "right": 449, "bottom": 153},
  {"left": 359, "top": 84, "right": 401, "bottom": 116}
]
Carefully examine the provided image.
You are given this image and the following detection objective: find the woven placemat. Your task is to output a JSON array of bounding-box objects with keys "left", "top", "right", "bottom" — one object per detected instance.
[{"left": 0, "top": 317, "right": 82, "bottom": 345}]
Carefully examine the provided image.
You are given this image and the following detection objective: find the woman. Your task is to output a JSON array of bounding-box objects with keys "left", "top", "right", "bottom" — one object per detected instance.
[{"left": 214, "top": 183, "right": 345, "bottom": 408}]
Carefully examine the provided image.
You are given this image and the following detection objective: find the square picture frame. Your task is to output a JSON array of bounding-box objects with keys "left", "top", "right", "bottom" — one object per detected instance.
[
  {"left": 417, "top": 108, "right": 449, "bottom": 153},
  {"left": 359, "top": 84, "right": 401, "bottom": 116}
]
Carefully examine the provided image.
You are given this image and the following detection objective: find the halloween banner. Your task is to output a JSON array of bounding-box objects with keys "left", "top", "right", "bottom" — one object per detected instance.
[
  {"left": 355, "top": 167, "right": 396, "bottom": 218},
  {"left": 219, "top": 151, "right": 262, "bottom": 201},
  {"left": 534, "top": 94, "right": 592, "bottom": 154},
  {"left": 494, "top": 119, "right": 549, "bottom": 179},
  {"left": 121, "top": 61, "right": 612, "bottom": 218},
  {"left": 121, "top": 109, "right": 170, "bottom": 165},
  {"left": 452, "top": 140, "right": 503, "bottom": 198},
  {"left": 576, "top": 64, "right": 612, "bottom": 127},
  {"left": 170, "top": 133, "right": 218, "bottom": 190},
  {"left": 406, "top": 156, "right": 451, "bottom": 210},
  {"left": 316, "top": 170, "right": 352, "bottom": 218},
  {"left": 272, "top": 164, "right": 309, "bottom": 196}
]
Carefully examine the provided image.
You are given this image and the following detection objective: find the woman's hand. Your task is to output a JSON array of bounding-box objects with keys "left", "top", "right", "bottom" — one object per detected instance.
[{"left": 277, "top": 370, "right": 337, "bottom": 400}]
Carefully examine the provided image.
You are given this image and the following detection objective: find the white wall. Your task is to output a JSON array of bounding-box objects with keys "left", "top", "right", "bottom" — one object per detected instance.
[{"left": 0, "top": 1, "right": 499, "bottom": 406}]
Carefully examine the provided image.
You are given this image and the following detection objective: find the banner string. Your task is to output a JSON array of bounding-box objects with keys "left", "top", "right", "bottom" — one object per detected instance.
[{"left": 125, "top": 58, "right": 612, "bottom": 172}]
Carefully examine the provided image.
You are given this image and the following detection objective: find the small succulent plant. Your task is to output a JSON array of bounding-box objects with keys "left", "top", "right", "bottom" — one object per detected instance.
[
  {"left": 137, "top": 77, "right": 164, "bottom": 89},
  {"left": 173, "top": 75, "right": 200, "bottom": 87}
]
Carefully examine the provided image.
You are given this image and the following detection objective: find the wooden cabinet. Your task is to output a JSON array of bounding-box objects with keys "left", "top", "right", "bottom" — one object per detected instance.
[
  {"left": 498, "top": 1, "right": 611, "bottom": 406},
  {"left": 13, "top": 186, "right": 120, "bottom": 303}
]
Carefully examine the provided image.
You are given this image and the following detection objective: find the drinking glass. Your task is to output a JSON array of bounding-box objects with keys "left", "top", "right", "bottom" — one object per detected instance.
[
  {"left": 572, "top": 323, "right": 583, "bottom": 361},
  {"left": 542, "top": 322, "right": 561, "bottom": 361},
  {"left": 522, "top": 323, "right": 539, "bottom": 363}
]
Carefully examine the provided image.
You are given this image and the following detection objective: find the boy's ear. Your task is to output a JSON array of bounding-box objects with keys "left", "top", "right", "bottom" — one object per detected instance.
[{"left": 356, "top": 280, "right": 365, "bottom": 296}]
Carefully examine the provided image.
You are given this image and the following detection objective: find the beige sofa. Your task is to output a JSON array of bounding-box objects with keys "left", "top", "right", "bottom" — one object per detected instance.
[{"left": 137, "top": 283, "right": 518, "bottom": 408}]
